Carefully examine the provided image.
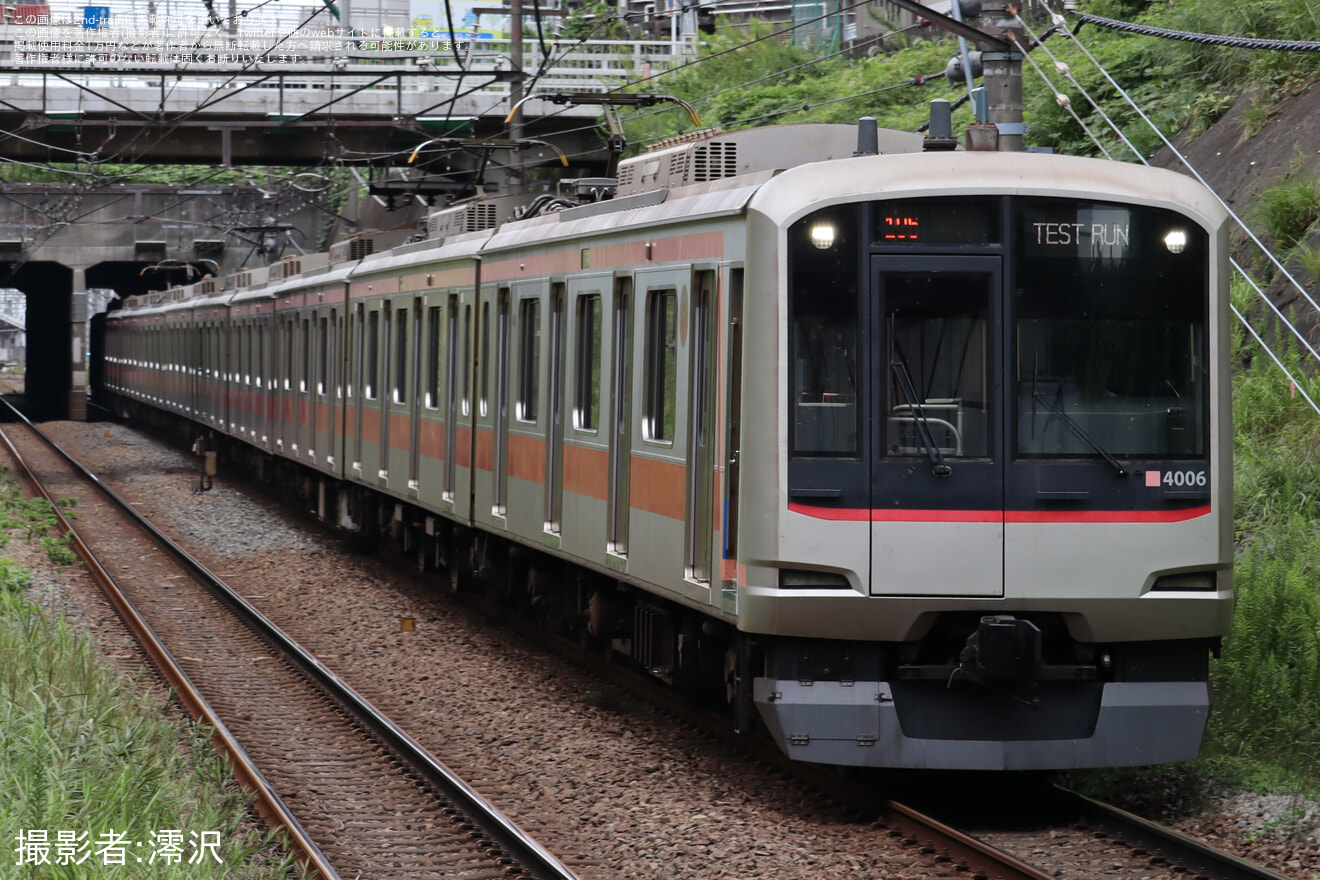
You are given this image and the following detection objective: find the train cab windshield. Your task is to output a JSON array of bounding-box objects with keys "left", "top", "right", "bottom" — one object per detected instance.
[
  {"left": 1013, "top": 198, "right": 1207, "bottom": 460},
  {"left": 787, "top": 196, "right": 1210, "bottom": 510}
]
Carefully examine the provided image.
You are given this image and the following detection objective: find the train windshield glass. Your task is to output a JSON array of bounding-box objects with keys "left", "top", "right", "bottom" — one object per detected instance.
[
  {"left": 884, "top": 272, "right": 991, "bottom": 459},
  {"left": 789, "top": 205, "right": 860, "bottom": 457},
  {"left": 1013, "top": 199, "right": 1208, "bottom": 459}
]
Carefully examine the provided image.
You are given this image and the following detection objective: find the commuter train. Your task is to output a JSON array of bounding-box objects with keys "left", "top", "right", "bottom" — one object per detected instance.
[{"left": 103, "top": 119, "right": 1233, "bottom": 770}]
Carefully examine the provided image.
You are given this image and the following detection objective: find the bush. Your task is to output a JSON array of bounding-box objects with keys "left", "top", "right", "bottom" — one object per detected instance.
[{"left": 1252, "top": 177, "right": 1320, "bottom": 252}]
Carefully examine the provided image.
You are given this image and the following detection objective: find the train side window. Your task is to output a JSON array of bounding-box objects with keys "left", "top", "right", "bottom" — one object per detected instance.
[
  {"left": 644, "top": 289, "right": 677, "bottom": 443},
  {"left": 517, "top": 298, "right": 541, "bottom": 422},
  {"left": 283, "top": 320, "right": 294, "bottom": 391},
  {"left": 317, "top": 316, "right": 328, "bottom": 396},
  {"left": 460, "top": 304, "right": 471, "bottom": 417},
  {"left": 366, "top": 309, "right": 379, "bottom": 400},
  {"left": 301, "top": 318, "right": 311, "bottom": 393},
  {"left": 480, "top": 301, "right": 491, "bottom": 418},
  {"left": 394, "top": 306, "right": 408, "bottom": 404},
  {"left": 575, "top": 293, "right": 602, "bottom": 432},
  {"left": 425, "top": 306, "right": 441, "bottom": 409}
]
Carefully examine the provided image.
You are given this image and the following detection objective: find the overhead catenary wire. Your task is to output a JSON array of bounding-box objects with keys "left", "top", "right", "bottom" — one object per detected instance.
[{"left": 1073, "top": 12, "right": 1320, "bottom": 53}]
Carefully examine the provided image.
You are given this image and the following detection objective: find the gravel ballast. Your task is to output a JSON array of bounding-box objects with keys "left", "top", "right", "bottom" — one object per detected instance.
[{"left": 21, "top": 419, "right": 1320, "bottom": 880}]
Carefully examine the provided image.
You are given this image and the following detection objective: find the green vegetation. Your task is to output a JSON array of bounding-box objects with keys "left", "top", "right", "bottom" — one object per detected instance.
[
  {"left": 619, "top": 0, "right": 1320, "bottom": 158},
  {"left": 0, "top": 472, "right": 79, "bottom": 561},
  {"left": 620, "top": 23, "right": 965, "bottom": 150},
  {"left": 1252, "top": 176, "right": 1320, "bottom": 252},
  {"left": 0, "top": 467, "right": 298, "bottom": 878},
  {"left": 1212, "top": 279, "right": 1320, "bottom": 784}
]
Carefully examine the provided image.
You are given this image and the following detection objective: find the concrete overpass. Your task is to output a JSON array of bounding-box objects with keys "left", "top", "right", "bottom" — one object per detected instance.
[{"left": 0, "top": 26, "right": 689, "bottom": 166}]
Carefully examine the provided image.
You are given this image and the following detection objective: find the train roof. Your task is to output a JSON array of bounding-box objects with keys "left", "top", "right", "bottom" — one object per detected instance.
[
  {"left": 111, "top": 132, "right": 1231, "bottom": 316},
  {"left": 749, "top": 150, "right": 1231, "bottom": 229}
]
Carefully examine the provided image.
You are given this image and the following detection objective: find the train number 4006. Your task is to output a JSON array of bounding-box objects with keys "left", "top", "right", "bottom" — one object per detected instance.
[{"left": 1163, "top": 469, "right": 1207, "bottom": 487}]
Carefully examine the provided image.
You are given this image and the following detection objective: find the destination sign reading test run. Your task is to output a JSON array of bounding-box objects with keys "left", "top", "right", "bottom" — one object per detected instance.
[
  {"left": 1023, "top": 203, "right": 1135, "bottom": 259},
  {"left": 1032, "top": 221, "right": 1131, "bottom": 248}
]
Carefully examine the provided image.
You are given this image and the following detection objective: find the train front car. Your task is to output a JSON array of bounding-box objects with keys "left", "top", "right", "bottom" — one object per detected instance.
[{"left": 739, "top": 151, "right": 1232, "bottom": 770}]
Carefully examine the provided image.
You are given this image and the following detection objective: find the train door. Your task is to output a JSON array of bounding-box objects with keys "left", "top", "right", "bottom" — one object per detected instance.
[
  {"left": 352, "top": 303, "right": 366, "bottom": 478},
  {"left": 257, "top": 322, "right": 269, "bottom": 448},
  {"left": 241, "top": 321, "right": 251, "bottom": 438},
  {"left": 298, "top": 312, "right": 310, "bottom": 459},
  {"left": 868, "top": 255, "right": 1004, "bottom": 597},
  {"left": 409, "top": 297, "right": 423, "bottom": 492},
  {"left": 723, "top": 269, "right": 744, "bottom": 579},
  {"left": 315, "top": 309, "right": 334, "bottom": 471},
  {"left": 686, "top": 269, "right": 716, "bottom": 584},
  {"left": 222, "top": 316, "right": 233, "bottom": 433},
  {"left": 493, "top": 288, "right": 510, "bottom": 517},
  {"left": 454, "top": 296, "right": 475, "bottom": 520},
  {"left": 280, "top": 315, "right": 295, "bottom": 453},
  {"left": 379, "top": 301, "right": 393, "bottom": 484},
  {"left": 608, "top": 276, "right": 633, "bottom": 558},
  {"left": 444, "top": 295, "right": 459, "bottom": 505},
  {"left": 545, "top": 283, "right": 566, "bottom": 536}
]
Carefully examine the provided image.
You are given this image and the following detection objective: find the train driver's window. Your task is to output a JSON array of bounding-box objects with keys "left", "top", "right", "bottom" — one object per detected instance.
[
  {"left": 791, "top": 299, "right": 859, "bottom": 457},
  {"left": 789, "top": 205, "right": 859, "bottom": 459}
]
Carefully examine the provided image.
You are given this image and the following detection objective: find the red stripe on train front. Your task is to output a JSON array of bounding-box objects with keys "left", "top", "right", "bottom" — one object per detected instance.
[{"left": 788, "top": 503, "right": 1212, "bottom": 523}]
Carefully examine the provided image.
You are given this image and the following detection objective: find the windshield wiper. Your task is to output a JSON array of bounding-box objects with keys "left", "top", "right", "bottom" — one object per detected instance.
[
  {"left": 1031, "top": 390, "right": 1128, "bottom": 477},
  {"left": 891, "top": 359, "right": 952, "bottom": 478}
]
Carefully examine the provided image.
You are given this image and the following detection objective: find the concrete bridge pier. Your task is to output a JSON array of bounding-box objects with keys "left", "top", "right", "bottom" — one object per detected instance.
[{"left": 5, "top": 261, "right": 74, "bottom": 422}]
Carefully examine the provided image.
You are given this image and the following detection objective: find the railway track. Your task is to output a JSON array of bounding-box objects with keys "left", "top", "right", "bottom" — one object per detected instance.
[
  {"left": 4, "top": 410, "right": 1300, "bottom": 880},
  {"left": 0, "top": 404, "right": 579, "bottom": 880},
  {"left": 440, "top": 546, "right": 1294, "bottom": 880}
]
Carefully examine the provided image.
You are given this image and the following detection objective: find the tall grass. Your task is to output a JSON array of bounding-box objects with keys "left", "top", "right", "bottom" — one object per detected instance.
[
  {"left": 1210, "top": 522, "right": 1320, "bottom": 772},
  {"left": 1208, "top": 279, "right": 1320, "bottom": 782},
  {"left": 0, "top": 462, "right": 299, "bottom": 879},
  {"left": 1251, "top": 176, "right": 1320, "bottom": 253},
  {"left": 0, "top": 586, "right": 300, "bottom": 879}
]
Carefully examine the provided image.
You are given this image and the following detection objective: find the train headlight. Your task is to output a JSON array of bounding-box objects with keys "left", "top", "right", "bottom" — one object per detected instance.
[
  {"left": 1163, "top": 229, "right": 1187, "bottom": 254},
  {"left": 810, "top": 223, "right": 836, "bottom": 250}
]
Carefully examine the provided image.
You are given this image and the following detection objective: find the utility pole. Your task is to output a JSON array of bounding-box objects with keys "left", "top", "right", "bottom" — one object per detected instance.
[
  {"left": 980, "top": 2, "right": 1026, "bottom": 151},
  {"left": 884, "top": 0, "right": 1025, "bottom": 151},
  {"left": 509, "top": 0, "right": 524, "bottom": 188}
]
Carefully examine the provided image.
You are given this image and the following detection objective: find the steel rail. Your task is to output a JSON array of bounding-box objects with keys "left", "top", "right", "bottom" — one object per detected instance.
[
  {"left": 453, "top": 588, "right": 1055, "bottom": 880},
  {"left": 0, "top": 408, "right": 340, "bottom": 880},
  {"left": 0, "top": 401, "right": 581, "bottom": 880},
  {"left": 1056, "top": 786, "right": 1291, "bottom": 880}
]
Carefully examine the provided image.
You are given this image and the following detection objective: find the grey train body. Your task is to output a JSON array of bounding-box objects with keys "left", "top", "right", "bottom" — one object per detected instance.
[{"left": 105, "top": 125, "right": 1233, "bottom": 770}]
